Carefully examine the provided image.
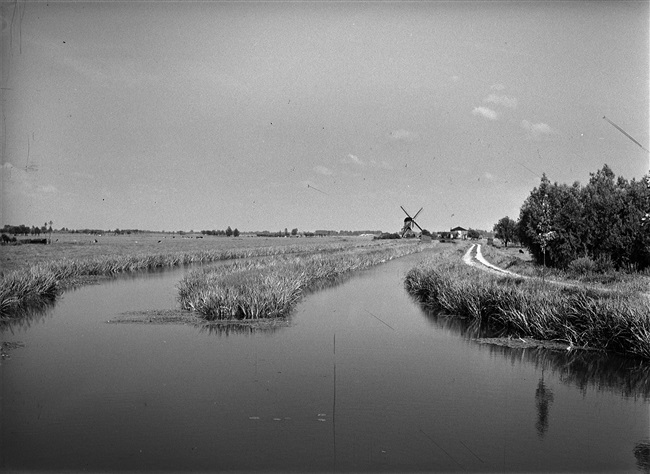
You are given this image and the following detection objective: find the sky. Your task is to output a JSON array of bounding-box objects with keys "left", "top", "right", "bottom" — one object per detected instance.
[{"left": 1, "top": 1, "right": 648, "bottom": 233}]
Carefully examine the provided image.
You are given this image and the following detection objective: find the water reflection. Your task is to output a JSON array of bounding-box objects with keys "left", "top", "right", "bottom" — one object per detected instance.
[
  {"left": 487, "top": 344, "right": 650, "bottom": 400},
  {"left": 0, "top": 303, "right": 54, "bottom": 333},
  {"left": 535, "top": 371, "right": 554, "bottom": 438},
  {"left": 197, "top": 319, "right": 290, "bottom": 337},
  {"left": 423, "top": 309, "right": 650, "bottom": 400},
  {"left": 635, "top": 441, "right": 650, "bottom": 473}
]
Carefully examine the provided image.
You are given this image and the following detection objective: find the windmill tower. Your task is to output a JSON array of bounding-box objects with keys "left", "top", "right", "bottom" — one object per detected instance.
[{"left": 400, "top": 206, "right": 424, "bottom": 238}]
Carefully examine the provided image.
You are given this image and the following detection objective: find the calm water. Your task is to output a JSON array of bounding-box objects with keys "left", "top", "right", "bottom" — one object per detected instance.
[{"left": 1, "top": 249, "right": 649, "bottom": 472}]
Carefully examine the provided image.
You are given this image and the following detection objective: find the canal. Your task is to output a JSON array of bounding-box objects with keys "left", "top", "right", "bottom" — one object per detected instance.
[{"left": 1, "top": 249, "right": 648, "bottom": 471}]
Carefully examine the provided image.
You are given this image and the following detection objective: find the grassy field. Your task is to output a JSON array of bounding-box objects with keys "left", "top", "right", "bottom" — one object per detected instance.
[
  {"left": 1, "top": 232, "right": 342, "bottom": 275},
  {"left": 405, "top": 244, "right": 650, "bottom": 360},
  {"left": 0, "top": 233, "right": 425, "bottom": 319}
]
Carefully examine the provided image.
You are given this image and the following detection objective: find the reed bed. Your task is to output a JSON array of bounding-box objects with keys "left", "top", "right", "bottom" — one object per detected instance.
[
  {"left": 405, "top": 257, "right": 650, "bottom": 360},
  {"left": 178, "top": 242, "right": 424, "bottom": 320},
  {"left": 0, "top": 239, "right": 390, "bottom": 320}
]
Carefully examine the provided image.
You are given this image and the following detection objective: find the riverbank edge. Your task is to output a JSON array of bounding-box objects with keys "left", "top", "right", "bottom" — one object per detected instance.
[
  {"left": 405, "top": 249, "right": 650, "bottom": 360},
  {"left": 107, "top": 308, "right": 291, "bottom": 330}
]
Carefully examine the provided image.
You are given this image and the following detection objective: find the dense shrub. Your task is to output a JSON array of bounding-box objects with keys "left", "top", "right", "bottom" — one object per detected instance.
[{"left": 568, "top": 257, "right": 596, "bottom": 275}]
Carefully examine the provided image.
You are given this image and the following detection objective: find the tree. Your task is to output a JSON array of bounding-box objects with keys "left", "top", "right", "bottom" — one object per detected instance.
[
  {"left": 233, "top": 228, "right": 240, "bottom": 237},
  {"left": 291, "top": 228, "right": 298, "bottom": 236},
  {"left": 518, "top": 166, "right": 650, "bottom": 270},
  {"left": 467, "top": 228, "right": 481, "bottom": 240},
  {"left": 225, "top": 226, "right": 233, "bottom": 237},
  {"left": 493, "top": 216, "right": 517, "bottom": 248}
]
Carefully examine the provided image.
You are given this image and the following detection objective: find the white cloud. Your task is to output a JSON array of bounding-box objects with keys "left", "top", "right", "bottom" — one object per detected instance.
[
  {"left": 491, "top": 83, "right": 505, "bottom": 91},
  {"left": 521, "top": 120, "right": 555, "bottom": 139},
  {"left": 369, "top": 159, "right": 394, "bottom": 170},
  {"left": 314, "top": 165, "right": 333, "bottom": 176},
  {"left": 472, "top": 106, "right": 498, "bottom": 121},
  {"left": 450, "top": 75, "right": 460, "bottom": 82},
  {"left": 389, "top": 129, "right": 418, "bottom": 141},
  {"left": 38, "top": 184, "right": 58, "bottom": 194},
  {"left": 341, "top": 154, "right": 393, "bottom": 171},
  {"left": 484, "top": 94, "right": 517, "bottom": 108},
  {"left": 343, "top": 154, "right": 364, "bottom": 166}
]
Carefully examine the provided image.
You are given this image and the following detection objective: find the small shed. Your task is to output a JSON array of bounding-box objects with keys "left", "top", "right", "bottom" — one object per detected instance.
[{"left": 450, "top": 226, "right": 468, "bottom": 240}]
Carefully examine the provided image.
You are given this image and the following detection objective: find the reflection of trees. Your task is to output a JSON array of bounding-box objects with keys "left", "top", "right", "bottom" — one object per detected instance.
[
  {"left": 422, "top": 309, "right": 650, "bottom": 400},
  {"left": 635, "top": 441, "right": 650, "bottom": 473},
  {"left": 483, "top": 343, "right": 650, "bottom": 400},
  {"left": 535, "top": 372, "right": 554, "bottom": 437}
]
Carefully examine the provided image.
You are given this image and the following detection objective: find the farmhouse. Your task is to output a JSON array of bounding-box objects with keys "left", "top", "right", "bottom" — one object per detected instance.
[{"left": 450, "top": 226, "right": 468, "bottom": 240}]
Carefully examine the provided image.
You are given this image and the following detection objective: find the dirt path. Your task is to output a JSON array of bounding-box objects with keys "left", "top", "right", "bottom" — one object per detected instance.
[
  {"left": 462, "top": 243, "right": 522, "bottom": 277},
  {"left": 463, "top": 243, "right": 650, "bottom": 297},
  {"left": 463, "top": 243, "right": 581, "bottom": 289}
]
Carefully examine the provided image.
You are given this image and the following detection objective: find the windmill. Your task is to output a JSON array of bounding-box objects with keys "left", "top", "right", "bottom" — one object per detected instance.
[{"left": 400, "top": 206, "right": 424, "bottom": 238}]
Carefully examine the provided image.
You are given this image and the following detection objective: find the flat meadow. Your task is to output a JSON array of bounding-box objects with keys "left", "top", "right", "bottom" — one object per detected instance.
[{"left": 1, "top": 232, "right": 332, "bottom": 275}]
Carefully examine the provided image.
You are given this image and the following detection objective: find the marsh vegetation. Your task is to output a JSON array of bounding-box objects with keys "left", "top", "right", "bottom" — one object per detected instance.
[
  {"left": 405, "top": 245, "right": 650, "bottom": 359},
  {"left": 0, "top": 235, "right": 407, "bottom": 320},
  {"left": 178, "top": 240, "right": 424, "bottom": 320}
]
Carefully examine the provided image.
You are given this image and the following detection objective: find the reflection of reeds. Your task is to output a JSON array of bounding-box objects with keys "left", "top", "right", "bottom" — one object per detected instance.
[
  {"left": 0, "top": 240, "right": 390, "bottom": 320},
  {"left": 178, "top": 243, "right": 423, "bottom": 320},
  {"left": 198, "top": 319, "right": 289, "bottom": 337},
  {"left": 424, "top": 308, "right": 650, "bottom": 400},
  {"left": 405, "top": 258, "right": 650, "bottom": 359}
]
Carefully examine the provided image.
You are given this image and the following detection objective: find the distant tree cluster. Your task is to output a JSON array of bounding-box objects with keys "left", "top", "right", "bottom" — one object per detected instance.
[
  {"left": 256, "top": 230, "right": 290, "bottom": 237},
  {"left": 2, "top": 224, "right": 33, "bottom": 236},
  {"left": 111, "top": 229, "right": 145, "bottom": 235},
  {"left": 2, "top": 223, "right": 54, "bottom": 236},
  {"left": 515, "top": 165, "right": 650, "bottom": 270},
  {"left": 201, "top": 227, "right": 240, "bottom": 237},
  {"left": 338, "top": 230, "right": 383, "bottom": 236}
]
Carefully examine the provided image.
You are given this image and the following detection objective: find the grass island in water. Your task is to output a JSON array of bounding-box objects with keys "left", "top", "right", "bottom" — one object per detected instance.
[
  {"left": 178, "top": 241, "right": 424, "bottom": 320},
  {"left": 0, "top": 237, "right": 411, "bottom": 320}
]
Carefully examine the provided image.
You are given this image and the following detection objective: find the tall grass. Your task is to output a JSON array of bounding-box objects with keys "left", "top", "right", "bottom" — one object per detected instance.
[
  {"left": 0, "top": 240, "right": 396, "bottom": 319},
  {"left": 405, "top": 256, "right": 650, "bottom": 359},
  {"left": 178, "top": 242, "right": 424, "bottom": 320}
]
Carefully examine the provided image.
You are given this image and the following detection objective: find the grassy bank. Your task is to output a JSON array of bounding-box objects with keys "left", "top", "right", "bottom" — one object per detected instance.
[
  {"left": 0, "top": 238, "right": 391, "bottom": 320},
  {"left": 178, "top": 241, "right": 425, "bottom": 320},
  {"left": 480, "top": 244, "right": 650, "bottom": 294},
  {"left": 405, "top": 251, "right": 650, "bottom": 359}
]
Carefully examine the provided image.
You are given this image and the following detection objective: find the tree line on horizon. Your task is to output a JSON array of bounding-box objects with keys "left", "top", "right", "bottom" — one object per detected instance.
[{"left": 493, "top": 164, "right": 650, "bottom": 271}]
